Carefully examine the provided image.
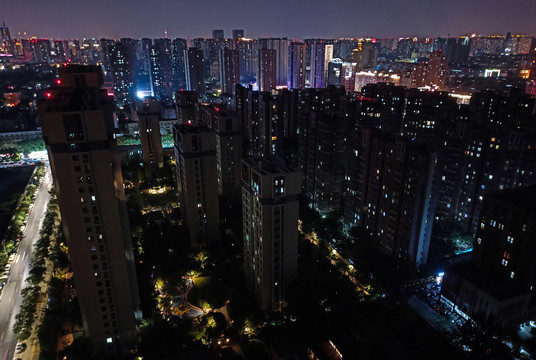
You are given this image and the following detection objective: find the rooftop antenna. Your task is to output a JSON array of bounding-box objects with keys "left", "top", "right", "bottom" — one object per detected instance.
[{"left": 164, "top": 28, "right": 168, "bottom": 39}]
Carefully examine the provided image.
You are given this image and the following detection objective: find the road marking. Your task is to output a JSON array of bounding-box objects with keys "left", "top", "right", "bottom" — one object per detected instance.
[
  {"left": 0, "top": 331, "right": 3, "bottom": 340},
  {"left": 22, "top": 252, "right": 26, "bottom": 261},
  {"left": 15, "top": 255, "right": 20, "bottom": 264}
]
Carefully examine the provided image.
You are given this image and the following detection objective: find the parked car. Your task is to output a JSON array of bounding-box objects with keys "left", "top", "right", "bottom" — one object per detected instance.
[{"left": 16, "top": 342, "right": 26, "bottom": 353}]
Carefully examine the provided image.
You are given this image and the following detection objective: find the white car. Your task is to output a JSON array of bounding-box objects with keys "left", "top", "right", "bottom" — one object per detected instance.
[
  {"left": 16, "top": 342, "right": 26, "bottom": 353},
  {"left": 8, "top": 254, "right": 15, "bottom": 262}
]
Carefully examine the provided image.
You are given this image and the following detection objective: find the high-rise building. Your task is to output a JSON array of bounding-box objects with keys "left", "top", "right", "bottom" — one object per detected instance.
[
  {"left": 442, "top": 186, "right": 536, "bottom": 328},
  {"left": 526, "top": 47, "right": 536, "bottom": 98},
  {"left": 31, "top": 39, "right": 53, "bottom": 64},
  {"left": 344, "top": 129, "right": 438, "bottom": 267},
  {"left": 149, "top": 39, "right": 172, "bottom": 100},
  {"left": 52, "top": 40, "right": 66, "bottom": 63},
  {"left": 260, "top": 38, "right": 290, "bottom": 87},
  {"left": 105, "top": 40, "right": 135, "bottom": 104},
  {"left": 0, "top": 22, "right": 11, "bottom": 43},
  {"left": 242, "top": 156, "right": 300, "bottom": 311},
  {"left": 132, "top": 38, "right": 152, "bottom": 95},
  {"left": 134, "top": 97, "right": 163, "bottom": 168},
  {"left": 170, "top": 38, "right": 187, "bottom": 91},
  {"left": 258, "top": 48, "right": 276, "bottom": 92},
  {"left": 451, "top": 90, "right": 536, "bottom": 234},
  {"left": 237, "top": 38, "right": 258, "bottom": 80},
  {"left": 360, "top": 41, "right": 378, "bottom": 70},
  {"left": 175, "top": 90, "right": 199, "bottom": 125},
  {"left": 410, "top": 51, "right": 448, "bottom": 90},
  {"left": 173, "top": 124, "right": 220, "bottom": 247},
  {"left": 333, "top": 38, "right": 359, "bottom": 60},
  {"left": 288, "top": 42, "right": 306, "bottom": 89},
  {"left": 0, "top": 22, "right": 12, "bottom": 54},
  {"left": 185, "top": 47, "right": 205, "bottom": 96},
  {"left": 38, "top": 65, "right": 141, "bottom": 356},
  {"left": 426, "top": 50, "right": 448, "bottom": 90},
  {"left": 219, "top": 48, "right": 240, "bottom": 95},
  {"left": 309, "top": 41, "right": 327, "bottom": 88},
  {"left": 323, "top": 44, "right": 334, "bottom": 85},
  {"left": 212, "top": 30, "right": 224, "bottom": 40},
  {"left": 206, "top": 38, "right": 226, "bottom": 83},
  {"left": 232, "top": 29, "right": 245, "bottom": 41},
  {"left": 297, "top": 86, "right": 353, "bottom": 212},
  {"left": 198, "top": 104, "right": 243, "bottom": 208},
  {"left": 326, "top": 58, "right": 343, "bottom": 87}
]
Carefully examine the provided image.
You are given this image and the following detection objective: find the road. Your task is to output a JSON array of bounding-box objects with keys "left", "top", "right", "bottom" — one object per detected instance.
[
  {"left": 299, "top": 227, "right": 370, "bottom": 296},
  {"left": 0, "top": 168, "right": 51, "bottom": 360}
]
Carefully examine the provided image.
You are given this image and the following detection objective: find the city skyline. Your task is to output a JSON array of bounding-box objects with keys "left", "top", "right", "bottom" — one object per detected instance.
[{"left": 3, "top": 0, "right": 536, "bottom": 39}]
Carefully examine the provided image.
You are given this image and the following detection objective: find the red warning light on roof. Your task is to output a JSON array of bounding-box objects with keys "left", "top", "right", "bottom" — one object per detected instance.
[
  {"left": 56, "top": 79, "right": 61, "bottom": 85},
  {"left": 45, "top": 92, "right": 52, "bottom": 98}
]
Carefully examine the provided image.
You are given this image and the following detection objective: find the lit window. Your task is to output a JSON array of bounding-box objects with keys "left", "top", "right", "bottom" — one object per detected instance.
[
  {"left": 106, "top": 337, "right": 113, "bottom": 344},
  {"left": 510, "top": 271, "right": 515, "bottom": 279}
]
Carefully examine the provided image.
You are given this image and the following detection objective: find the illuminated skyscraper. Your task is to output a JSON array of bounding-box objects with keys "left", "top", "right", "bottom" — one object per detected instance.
[
  {"left": 288, "top": 42, "right": 306, "bottom": 89},
  {"left": 0, "top": 22, "right": 11, "bottom": 43},
  {"left": 104, "top": 40, "right": 135, "bottom": 104},
  {"left": 149, "top": 39, "right": 172, "bottom": 100},
  {"left": 170, "top": 38, "right": 187, "bottom": 90},
  {"left": 185, "top": 47, "right": 205, "bottom": 95},
  {"left": 0, "top": 22, "right": 12, "bottom": 54},
  {"left": 426, "top": 50, "right": 448, "bottom": 90},
  {"left": 237, "top": 38, "right": 258, "bottom": 80},
  {"left": 326, "top": 58, "right": 343, "bottom": 86},
  {"left": 309, "top": 41, "right": 327, "bottom": 88},
  {"left": 258, "top": 48, "right": 276, "bottom": 91},
  {"left": 219, "top": 48, "right": 240, "bottom": 95},
  {"left": 38, "top": 65, "right": 141, "bottom": 356},
  {"left": 260, "top": 38, "right": 290, "bottom": 87}
]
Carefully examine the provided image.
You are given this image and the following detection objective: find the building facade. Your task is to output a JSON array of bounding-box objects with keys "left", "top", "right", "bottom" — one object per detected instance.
[
  {"left": 38, "top": 65, "right": 141, "bottom": 356},
  {"left": 242, "top": 157, "right": 300, "bottom": 311}
]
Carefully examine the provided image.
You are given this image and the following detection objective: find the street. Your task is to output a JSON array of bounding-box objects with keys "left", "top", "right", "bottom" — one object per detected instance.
[{"left": 0, "top": 168, "right": 51, "bottom": 360}]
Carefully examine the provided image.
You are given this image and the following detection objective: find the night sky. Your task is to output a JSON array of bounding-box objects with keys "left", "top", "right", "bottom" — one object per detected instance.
[{"left": 3, "top": 0, "right": 536, "bottom": 39}]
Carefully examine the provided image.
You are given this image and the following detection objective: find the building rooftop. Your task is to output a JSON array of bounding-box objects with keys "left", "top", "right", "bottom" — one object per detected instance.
[
  {"left": 244, "top": 156, "right": 299, "bottom": 176},
  {"left": 174, "top": 123, "right": 212, "bottom": 135}
]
